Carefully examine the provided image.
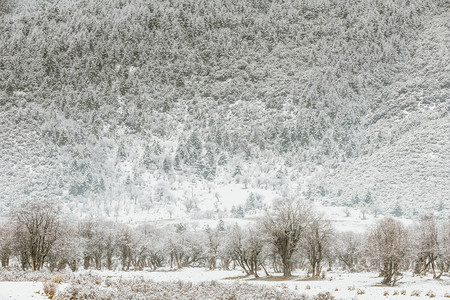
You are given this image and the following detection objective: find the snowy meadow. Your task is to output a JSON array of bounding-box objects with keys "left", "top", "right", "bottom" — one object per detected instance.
[{"left": 0, "top": 268, "right": 448, "bottom": 299}]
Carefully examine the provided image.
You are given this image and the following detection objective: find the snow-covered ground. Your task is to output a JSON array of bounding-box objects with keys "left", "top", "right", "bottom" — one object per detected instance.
[
  {"left": 1, "top": 268, "right": 447, "bottom": 299},
  {"left": 0, "top": 281, "right": 47, "bottom": 300},
  {"left": 246, "top": 271, "right": 450, "bottom": 300}
]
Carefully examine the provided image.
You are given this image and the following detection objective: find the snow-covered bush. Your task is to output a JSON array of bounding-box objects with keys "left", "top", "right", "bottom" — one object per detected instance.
[
  {"left": 55, "top": 274, "right": 309, "bottom": 300},
  {"left": 313, "top": 292, "right": 335, "bottom": 300},
  {"left": 0, "top": 269, "right": 56, "bottom": 282}
]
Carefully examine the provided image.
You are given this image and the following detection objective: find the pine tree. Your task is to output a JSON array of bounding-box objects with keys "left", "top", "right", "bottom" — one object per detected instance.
[
  {"left": 218, "top": 153, "right": 227, "bottom": 166},
  {"left": 185, "top": 132, "right": 202, "bottom": 166},
  {"left": 391, "top": 202, "right": 403, "bottom": 217},
  {"left": 142, "top": 144, "right": 153, "bottom": 169},
  {"left": 162, "top": 157, "right": 172, "bottom": 173},
  {"left": 233, "top": 165, "right": 242, "bottom": 177},
  {"left": 364, "top": 190, "right": 373, "bottom": 204},
  {"left": 352, "top": 194, "right": 360, "bottom": 205}
]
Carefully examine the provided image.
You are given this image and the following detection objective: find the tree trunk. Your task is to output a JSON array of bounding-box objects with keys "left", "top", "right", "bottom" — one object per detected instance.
[
  {"left": 84, "top": 256, "right": 91, "bottom": 269},
  {"left": 106, "top": 250, "right": 113, "bottom": 270},
  {"left": 260, "top": 263, "right": 270, "bottom": 276},
  {"left": 69, "top": 259, "right": 77, "bottom": 272},
  {"left": 282, "top": 257, "right": 291, "bottom": 277}
]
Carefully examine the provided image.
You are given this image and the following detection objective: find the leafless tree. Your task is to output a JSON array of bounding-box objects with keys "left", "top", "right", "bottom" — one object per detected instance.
[
  {"left": 246, "top": 225, "right": 270, "bottom": 277},
  {"left": 103, "top": 223, "right": 117, "bottom": 270},
  {"left": 263, "top": 198, "right": 311, "bottom": 277},
  {"left": 334, "top": 231, "right": 363, "bottom": 271},
  {"left": 413, "top": 215, "right": 441, "bottom": 277},
  {"left": 0, "top": 221, "right": 14, "bottom": 267},
  {"left": 115, "top": 224, "right": 134, "bottom": 271},
  {"left": 165, "top": 225, "right": 205, "bottom": 269},
  {"left": 436, "top": 219, "right": 449, "bottom": 277},
  {"left": 78, "top": 220, "right": 98, "bottom": 269},
  {"left": 224, "top": 225, "right": 252, "bottom": 275},
  {"left": 367, "top": 218, "right": 409, "bottom": 286},
  {"left": 302, "top": 214, "right": 333, "bottom": 278},
  {"left": 224, "top": 224, "right": 266, "bottom": 277},
  {"left": 13, "top": 200, "right": 61, "bottom": 271},
  {"left": 47, "top": 223, "right": 80, "bottom": 271},
  {"left": 205, "top": 225, "right": 220, "bottom": 270}
]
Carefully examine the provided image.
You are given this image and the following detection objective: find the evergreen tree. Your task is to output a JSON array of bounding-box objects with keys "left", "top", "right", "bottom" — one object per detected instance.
[
  {"left": 391, "top": 202, "right": 403, "bottom": 217},
  {"left": 364, "top": 190, "right": 373, "bottom": 205},
  {"left": 142, "top": 144, "right": 153, "bottom": 169},
  {"left": 162, "top": 157, "right": 172, "bottom": 174},
  {"left": 352, "top": 194, "right": 360, "bottom": 205},
  {"left": 233, "top": 165, "right": 242, "bottom": 177}
]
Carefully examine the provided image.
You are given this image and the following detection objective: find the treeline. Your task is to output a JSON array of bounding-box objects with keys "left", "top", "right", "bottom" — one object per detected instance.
[
  {"left": 0, "top": 199, "right": 448, "bottom": 286},
  {"left": 1, "top": 0, "right": 449, "bottom": 215}
]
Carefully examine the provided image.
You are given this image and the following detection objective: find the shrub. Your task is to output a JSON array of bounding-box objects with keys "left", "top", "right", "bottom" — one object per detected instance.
[
  {"left": 313, "top": 292, "right": 335, "bottom": 300},
  {"left": 52, "top": 274, "right": 65, "bottom": 284},
  {"left": 43, "top": 282, "right": 57, "bottom": 299},
  {"left": 54, "top": 274, "right": 309, "bottom": 300},
  {"left": 411, "top": 290, "right": 421, "bottom": 297},
  {"left": 426, "top": 290, "right": 436, "bottom": 298}
]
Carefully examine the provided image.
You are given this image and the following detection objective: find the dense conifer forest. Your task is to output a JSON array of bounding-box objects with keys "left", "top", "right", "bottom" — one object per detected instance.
[{"left": 0, "top": 0, "right": 449, "bottom": 217}]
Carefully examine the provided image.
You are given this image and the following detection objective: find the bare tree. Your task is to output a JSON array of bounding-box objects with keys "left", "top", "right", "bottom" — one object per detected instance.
[
  {"left": 115, "top": 224, "right": 134, "bottom": 271},
  {"left": 14, "top": 200, "right": 61, "bottom": 271},
  {"left": 263, "top": 198, "right": 311, "bottom": 277},
  {"left": 245, "top": 225, "right": 269, "bottom": 277},
  {"left": 0, "top": 221, "right": 14, "bottom": 267},
  {"left": 78, "top": 220, "right": 119, "bottom": 270},
  {"left": 103, "top": 223, "right": 116, "bottom": 270},
  {"left": 367, "top": 218, "right": 409, "bottom": 286},
  {"left": 413, "top": 215, "right": 441, "bottom": 277},
  {"left": 224, "top": 224, "right": 266, "bottom": 277},
  {"left": 165, "top": 224, "right": 205, "bottom": 269},
  {"left": 47, "top": 223, "right": 80, "bottom": 272},
  {"left": 436, "top": 219, "right": 449, "bottom": 277},
  {"left": 205, "top": 225, "right": 220, "bottom": 270},
  {"left": 224, "top": 225, "right": 251, "bottom": 275},
  {"left": 78, "top": 220, "right": 96, "bottom": 269},
  {"left": 302, "top": 214, "right": 333, "bottom": 278},
  {"left": 334, "top": 231, "right": 363, "bottom": 271}
]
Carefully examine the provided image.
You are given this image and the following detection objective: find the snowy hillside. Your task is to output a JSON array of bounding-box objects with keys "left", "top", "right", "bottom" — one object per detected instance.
[{"left": 0, "top": 0, "right": 449, "bottom": 220}]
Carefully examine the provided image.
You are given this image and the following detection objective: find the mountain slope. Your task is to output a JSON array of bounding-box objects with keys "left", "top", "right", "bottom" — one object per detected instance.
[
  {"left": 0, "top": 0, "right": 448, "bottom": 218},
  {"left": 321, "top": 11, "right": 450, "bottom": 214}
]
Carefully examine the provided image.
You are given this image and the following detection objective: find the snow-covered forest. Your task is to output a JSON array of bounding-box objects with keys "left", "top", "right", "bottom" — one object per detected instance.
[
  {"left": 0, "top": 0, "right": 449, "bottom": 218},
  {"left": 0, "top": 0, "right": 449, "bottom": 298}
]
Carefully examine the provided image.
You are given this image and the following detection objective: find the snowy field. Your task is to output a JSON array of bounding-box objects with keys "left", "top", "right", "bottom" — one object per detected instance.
[
  {"left": 0, "top": 268, "right": 448, "bottom": 299},
  {"left": 0, "top": 281, "right": 47, "bottom": 300}
]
